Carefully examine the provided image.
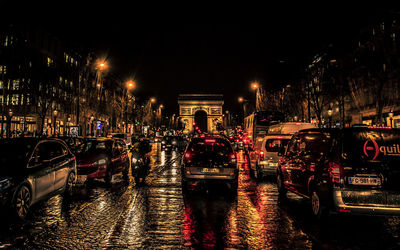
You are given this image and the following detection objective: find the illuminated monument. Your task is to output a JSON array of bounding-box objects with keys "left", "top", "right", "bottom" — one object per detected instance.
[{"left": 178, "top": 94, "right": 224, "bottom": 134}]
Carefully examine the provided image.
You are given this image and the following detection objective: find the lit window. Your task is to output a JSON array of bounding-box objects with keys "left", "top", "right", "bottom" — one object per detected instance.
[
  {"left": 12, "top": 80, "right": 19, "bottom": 90},
  {"left": 29, "top": 61, "right": 32, "bottom": 67},
  {"left": 0, "top": 95, "right": 3, "bottom": 104},
  {"left": 0, "top": 81, "right": 2, "bottom": 89},
  {"left": 47, "top": 57, "right": 53, "bottom": 67},
  {"left": 59, "top": 76, "right": 63, "bottom": 83},
  {"left": 70, "top": 81, "right": 73, "bottom": 88},
  {"left": 4, "top": 36, "right": 8, "bottom": 46},
  {"left": 11, "top": 94, "right": 18, "bottom": 105},
  {"left": 0, "top": 65, "right": 7, "bottom": 74},
  {"left": 21, "top": 94, "right": 24, "bottom": 105}
]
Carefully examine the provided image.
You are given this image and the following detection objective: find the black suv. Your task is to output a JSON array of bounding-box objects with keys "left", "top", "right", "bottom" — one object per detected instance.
[
  {"left": 277, "top": 127, "right": 400, "bottom": 218},
  {"left": 181, "top": 136, "right": 238, "bottom": 191}
]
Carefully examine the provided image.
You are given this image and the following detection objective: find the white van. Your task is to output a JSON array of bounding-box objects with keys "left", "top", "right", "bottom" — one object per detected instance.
[{"left": 249, "top": 122, "right": 316, "bottom": 179}]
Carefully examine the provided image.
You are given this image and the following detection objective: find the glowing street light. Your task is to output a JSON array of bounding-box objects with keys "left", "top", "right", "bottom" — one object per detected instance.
[
  {"left": 150, "top": 97, "right": 156, "bottom": 103},
  {"left": 126, "top": 80, "right": 135, "bottom": 90},
  {"left": 251, "top": 82, "right": 259, "bottom": 90},
  {"left": 159, "top": 104, "right": 164, "bottom": 109},
  {"left": 238, "top": 97, "right": 244, "bottom": 103}
]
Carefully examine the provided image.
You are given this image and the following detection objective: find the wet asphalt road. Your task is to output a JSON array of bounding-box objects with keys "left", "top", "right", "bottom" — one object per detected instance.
[{"left": 1, "top": 143, "right": 400, "bottom": 249}]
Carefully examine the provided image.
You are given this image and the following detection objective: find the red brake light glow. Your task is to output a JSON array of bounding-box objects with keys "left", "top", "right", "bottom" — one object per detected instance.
[
  {"left": 205, "top": 139, "right": 216, "bottom": 143},
  {"left": 184, "top": 152, "right": 191, "bottom": 159},
  {"left": 328, "top": 162, "right": 343, "bottom": 184}
]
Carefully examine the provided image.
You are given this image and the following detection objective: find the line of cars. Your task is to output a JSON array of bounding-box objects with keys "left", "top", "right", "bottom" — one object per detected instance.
[
  {"left": 0, "top": 133, "right": 141, "bottom": 220},
  {"left": 245, "top": 122, "right": 400, "bottom": 218}
]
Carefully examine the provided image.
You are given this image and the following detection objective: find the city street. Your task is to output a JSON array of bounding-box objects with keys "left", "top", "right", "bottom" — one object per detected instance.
[{"left": 1, "top": 143, "right": 400, "bottom": 249}]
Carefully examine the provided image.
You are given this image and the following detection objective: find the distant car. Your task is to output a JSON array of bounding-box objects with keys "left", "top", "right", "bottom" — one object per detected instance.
[
  {"left": 107, "top": 133, "right": 132, "bottom": 146},
  {"left": 0, "top": 138, "right": 77, "bottom": 219},
  {"left": 181, "top": 135, "right": 238, "bottom": 191},
  {"left": 75, "top": 138, "right": 130, "bottom": 185},
  {"left": 55, "top": 136, "right": 86, "bottom": 154},
  {"left": 277, "top": 127, "right": 400, "bottom": 218},
  {"left": 161, "top": 136, "right": 180, "bottom": 152}
]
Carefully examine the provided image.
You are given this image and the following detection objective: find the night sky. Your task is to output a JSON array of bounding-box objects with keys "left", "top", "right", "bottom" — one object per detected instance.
[{"left": 5, "top": 3, "right": 388, "bottom": 116}]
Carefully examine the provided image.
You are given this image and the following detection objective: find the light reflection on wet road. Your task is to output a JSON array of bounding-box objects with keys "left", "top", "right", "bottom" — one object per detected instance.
[{"left": 1, "top": 143, "right": 400, "bottom": 249}]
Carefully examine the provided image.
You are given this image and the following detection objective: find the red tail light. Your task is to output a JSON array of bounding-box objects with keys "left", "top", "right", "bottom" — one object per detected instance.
[
  {"left": 259, "top": 151, "right": 265, "bottom": 161},
  {"left": 205, "top": 139, "right": 216, "bottom": 143},
  {"left": 184, "top": 152, "right": 191, "bottom": 160},
  {"left": 328, "top": 162, "right": 343, "bottom": 184}
]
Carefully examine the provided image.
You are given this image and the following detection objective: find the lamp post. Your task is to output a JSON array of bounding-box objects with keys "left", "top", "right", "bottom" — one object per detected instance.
[
  {"left": 53, "top": 110, "right": 58, "bottom": 136},
  {"left": 238, "top": 97, "right": 248, "bottom": 124},
  {"left": 67, "top": 116, "right": 71, "bottom": 136},
  {"left": 389, "top": 109, "right": 394, "bottom": 128},
  {"left": 251, "top": 82, "right": 259, "bottom": 112},
  {"left": 7, "top": 109, "right": 12, "bottom": 138},
  {"left": 124, "top": 80, "right": 135, "bottom": 134},
  {"left": 327, "top": 107, "right": 333, "bottom": 128},
  {"left": 90, "top": 114, "right": 94, "bottom": 136}
]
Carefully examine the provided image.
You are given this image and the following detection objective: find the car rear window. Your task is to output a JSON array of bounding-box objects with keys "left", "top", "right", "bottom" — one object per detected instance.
[
  {"left": 343, "top": 129, "right": 400, "bottom": 162},
  {"left": 188, "top": 138, "right": 233, "bottom": 154},
  {"left": 265, "top": 139, "right": 290, "bottom": 152}
]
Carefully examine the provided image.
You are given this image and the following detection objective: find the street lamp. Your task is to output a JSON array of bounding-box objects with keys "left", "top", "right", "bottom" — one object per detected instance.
[
  {"left": 90, "top": 114, "right": 94, "bottom": 136},
  {"left": 7, "top": 109, "right": 12, "bottom": 138},
  {"left": 53, "top": 110, "right": 58, "bottom": 136},
  {"left": 389, "top": 109, "right": 394, "bottom": 128},
  {"left": 327, "top": 107, "right": 333, "bottom": 128},
  {"left": 250, "top": 82, "right": 259, "bottom": 112},
  {"left": 67, "top": 116, "right": 71, "bottom": 136},
  {"left": 150, "top": 97, "right": 156, "bottom": 104}
]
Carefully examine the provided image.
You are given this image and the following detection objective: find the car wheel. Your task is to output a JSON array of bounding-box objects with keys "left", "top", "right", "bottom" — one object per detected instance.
[
  {"left": 104, "top": 167, "right": 112, "bottom": 185},
  {"left": 134, "top": 176, "right": 141, "bottom": 185},
  {"left": 64, "top": 172, "right": 75, "bottom": 197},
  {"left": 277, "top": 173, "right": 287, "bottom": 197},
  {"left": 256, "top": 163, "right": 262, "bottom": 181},
  {"left": 311, "top": 191, "right": 328, "bottom": 219},
  {"left": 230, "top": 179, "right": 238, "bottom": 192},
  {"left": 13, "top": 185, "right": 31, "bottom": 220},
  {"left": 122, "top": 162, "right": 129, "bottom": 181}
]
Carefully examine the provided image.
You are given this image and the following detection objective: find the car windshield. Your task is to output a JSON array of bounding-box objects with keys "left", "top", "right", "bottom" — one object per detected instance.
[
  {"left": 342, "top": 129, "right": 400, "bottom": 163},
  {"left": 265, "top": 139, "right": 290, "bottom": 152},
  {"left": 0, "top": 140, "right": 35, "bottom": 173},
  {"left": 77, "top": 141, "right": 108, "bottom": 154}
]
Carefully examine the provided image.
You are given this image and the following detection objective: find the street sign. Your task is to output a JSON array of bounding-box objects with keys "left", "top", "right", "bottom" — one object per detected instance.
[{"left": 96, "top": 121, "right": 101, "bottom": 130}]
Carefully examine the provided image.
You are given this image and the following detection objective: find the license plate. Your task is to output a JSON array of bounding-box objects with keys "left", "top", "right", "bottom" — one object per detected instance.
[
  {"left": 77, "top": 175, "right": 87, "bottom": 182},
  {"left": 268, "top": 162, "right": 278, "bottom": 167},
  {"left": 201, "top": 168, "right": 220, "bottom": 173},
  {"left": 348, "top": 177, "right": 381, "bottom": 186}
]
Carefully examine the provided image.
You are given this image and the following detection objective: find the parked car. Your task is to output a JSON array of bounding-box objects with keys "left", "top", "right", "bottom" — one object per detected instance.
[
  {"left": 0, "top": 138, "right": 77, "bottom": 219},
  {"left": 75, "top": 138, "right": 130, "bottom": 185},
  {"left": 181, "top": 135, "right": 238, "bottom": 191},
  {"left": 107, "top": 133, "right": 132, "bottom": 146},
  {"left": 277, "top": 127, "right": 400, "bottom": 218},
  {"left": 55, "top": 136, "right": 86, "bottom": 154},
  {"left": 249, "top": 122, "right": 315, "bottom": 179}
]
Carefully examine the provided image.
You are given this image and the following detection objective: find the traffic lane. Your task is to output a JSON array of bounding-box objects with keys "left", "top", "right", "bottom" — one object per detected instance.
[{"left": 181, "top": 152, "right": 312, "bottom": 249}]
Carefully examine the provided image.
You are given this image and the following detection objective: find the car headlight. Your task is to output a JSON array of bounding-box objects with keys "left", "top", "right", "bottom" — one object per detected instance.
[
  {"left": 162, "top": 141, "right": 166, "bottom": 144},
  {"left": 0, "top": 177, "right": 11, "bottom": 192},
  {"left": 132, "top": 157, "right": 138, "bottom": 164}
]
